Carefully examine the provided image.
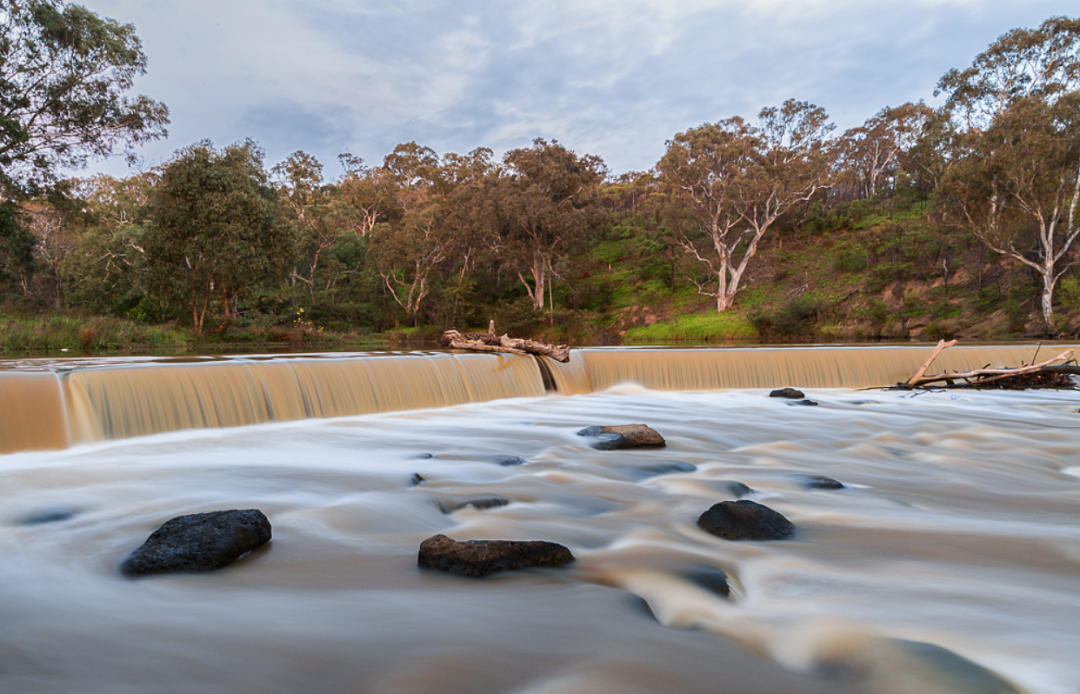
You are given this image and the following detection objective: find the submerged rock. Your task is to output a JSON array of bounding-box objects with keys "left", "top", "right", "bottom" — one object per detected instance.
[
  {"left": 769, "top": 387, "right": 805, "bottom": 399},
  {"left": 577, "top": 424, "right": 666, "bottom": 450},
  {"left": 788, "top": 399, "right": 819, "bottom": 407},
  {"left": 697, "top": 500, "right": 794, "bottom": 541},
  {"left": 681, "top": 565, "right": 731, "bottom": 598},
  {"left": 410, "top": 473, "right": 426, "bottom": 486},
  {"left": 620, "top": 461, "right": 696, "bottom": 480},
  {"left": 120, "top": 509, "right": 271, "bottom": 578},
  {"left": 436, "top": 496, "right": 511, "bottom": 514},
  {"left": 801, "top": 475, "right": 845, "bottom": 490},
  {"left": 418, "top": 534, "right": 574, "bottom": 577},
  {"left": 722, "top": 481, "right": 754, "bottom": 498},
  {"left": 21, "top": 508, "right": 77, "bottom": 525},
  {"left": 495, "top": 455, "right": 528, "bottom": 467}
]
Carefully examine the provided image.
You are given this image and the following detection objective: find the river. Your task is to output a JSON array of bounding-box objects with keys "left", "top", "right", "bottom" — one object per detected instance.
[{"left": 1, "top": 346, "right": 1078, "bottom": 693}]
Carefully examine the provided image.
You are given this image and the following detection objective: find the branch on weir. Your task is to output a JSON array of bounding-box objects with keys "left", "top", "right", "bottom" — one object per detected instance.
[
  {"left": 440, "top": 320, "right": 571, "bottom": 363},
  {"left": 899, "top": 340, "right": 1077, "bottom": 390}
]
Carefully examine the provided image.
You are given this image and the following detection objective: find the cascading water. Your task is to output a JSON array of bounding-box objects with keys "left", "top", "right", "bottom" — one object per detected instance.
[
  {"left": 0, "top": 344, "right": 1065, "bottom": 453},
  {"left": 2, "top": 345, "right": 1078, "bottom": 694}
]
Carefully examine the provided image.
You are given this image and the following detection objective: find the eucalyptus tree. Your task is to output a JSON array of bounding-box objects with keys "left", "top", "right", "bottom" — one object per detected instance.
[
  {"left": 272, "top": 150, "right": 360, "bottom": 305},
  {"left": 497, "top": 139, "right": 607, "bottom": 311},
  {"left": 0, "top": 0, "right": 168, "bottom": 199},
  {"left": 658, "top": 100, "right": 834, "bottom": 312},
  {"left": 59, "top": 173, "right": 155, "bottom": 314},
  {"left": 837, "top": 102, "right": 933, "bottom": 198},
  {"left": 935, "top": 15, "right": 1080, "bottom": 329},
  {"left": 144, "top": 141, "right": 289, "bottom": 332},
  {"left": 368, "top": 144, "right": 503, "bottom": 323},
  {"left": 367, "top": 143, "right": 447, "bottom": 320}
]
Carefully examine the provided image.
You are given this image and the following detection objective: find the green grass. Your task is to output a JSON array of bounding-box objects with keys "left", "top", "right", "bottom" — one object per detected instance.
[
  {"left": 623, "top": 312, "right": 758, "bottom": 344},
  {"left": 0, "top": 314, "right": 190, "bottom": 355}
]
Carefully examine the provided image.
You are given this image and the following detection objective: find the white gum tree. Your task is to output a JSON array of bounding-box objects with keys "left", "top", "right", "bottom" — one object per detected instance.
[{"left": 658, "top": 99, "right": 834, "bottom": 312}]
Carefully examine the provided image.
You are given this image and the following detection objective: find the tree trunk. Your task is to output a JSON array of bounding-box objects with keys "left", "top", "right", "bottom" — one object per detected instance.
[{"left": 1041, "top": 266, "right": 1055, "bottom": 330}]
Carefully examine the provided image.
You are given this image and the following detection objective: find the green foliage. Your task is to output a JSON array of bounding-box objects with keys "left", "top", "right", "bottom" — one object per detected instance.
[
  {"left": 748, "top": 294, "right": 824, "bottom": 338},
  {"left": 831, "top": 240, "right": 868, "bottom": 273},
  {"left": 491, "top": 296, "right": 545, "bottom": 337},
  {"left": 623, "top": 313, "right": 757, "bottom": 343},
  {"left": 1057, "top": 275, "right": 1080, "bottom": 311},
  {"left": 0, "top": 202, "right": 36, "bottom": 283},
  {"left": 0, "top": 0, "right": 168, "bottom": 198},
  {"left": 0, "top": 313, "right": 187, "bottom": 354},
  {"left": 144, "top": 141, "right": 290, "bottom": 332}
]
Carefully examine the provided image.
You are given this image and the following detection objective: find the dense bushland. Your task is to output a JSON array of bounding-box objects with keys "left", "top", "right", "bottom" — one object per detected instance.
[{"left": 2, "top": 5, "right": 1079, "bottom": 353}]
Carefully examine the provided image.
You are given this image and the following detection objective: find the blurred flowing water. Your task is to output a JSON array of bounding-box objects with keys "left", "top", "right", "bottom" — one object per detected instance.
[{"left": 1, "top": 346, "right": 1079, "bottom": 693}]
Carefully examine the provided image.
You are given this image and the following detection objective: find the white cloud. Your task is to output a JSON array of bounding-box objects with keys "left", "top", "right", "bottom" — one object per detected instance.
[{"left": 83, "top": 0, "right": 1079, "bottom": 176}]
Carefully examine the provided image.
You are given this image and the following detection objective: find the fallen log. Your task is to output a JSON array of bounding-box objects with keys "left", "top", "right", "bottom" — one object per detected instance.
[
  {"left": 440, "top": 321, "right": 571, "bottom": 363},
  {"left": 905, "top": 339, "right": 958, "bottom": 386},
  {"left": 899, "top": 342, "right": 1077, "bottom": 390}
]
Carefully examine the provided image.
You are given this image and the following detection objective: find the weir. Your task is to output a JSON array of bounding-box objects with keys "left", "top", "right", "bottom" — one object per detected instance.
[{"left": 0, "top": 344, "right": 1071, "bottom": 454}]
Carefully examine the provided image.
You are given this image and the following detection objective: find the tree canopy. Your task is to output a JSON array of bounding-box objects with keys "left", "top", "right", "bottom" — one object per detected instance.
[
  {"left": 144, "top": 141, "right": 288, "bottom": 332},
  {"left": 658, "top": 100, "right": 834, "bottom": 312},
  {"left": 936, "top": 15, "right": 1080, "bottom": 328},
  {"left": 0, "top": 0, "right": 168, "bottom": 199}
]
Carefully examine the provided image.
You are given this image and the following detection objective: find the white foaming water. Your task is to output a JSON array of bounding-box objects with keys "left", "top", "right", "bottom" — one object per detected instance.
[{"left": 2, "top": 386, "right": 1079, "bottom": 693}]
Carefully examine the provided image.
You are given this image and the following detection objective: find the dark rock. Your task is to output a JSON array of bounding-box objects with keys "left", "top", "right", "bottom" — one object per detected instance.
[
  {"left": 418, "top": 534, "right": 574, "bottom": 577},
  {"left": 723, "top": 481, "right": 754, "bottom": 498},
  {"left": 120, "top": 509, "right": 272, "bottom": 578},
  {"left": 496, "top": 455, "right": 528, "bottom": 467},
  {"left": 577, "top": 424, "right": 666, "bottom": 450},
  {"left": 788, "top": 399, "right": 819, "bottom": 407},
  {"left": 697, "top": 500, "right": 795, "bottom": 541},
  {"left": 436, "top": 496, "right": 511, "bottom": 514},
  {"left": 770, "top": 387, "right": 805, "bottom": 399},
  {"left": 22, "top": 508, "right": 77, "bottom": 525},
  {"left": 801, "top": 475, "right": 844, "bottom": 490},
  {"left": 410, "top": 473, "right": 426, "bottom": 486},
  {"left": 414, "top": 452, "right": 434, "bottom": 459},
  {"left": 681, "top": 565, "right": 731, "bottom": 598},
  {"left": 621, "top": 461, "right": 696, "bottom": 480}
]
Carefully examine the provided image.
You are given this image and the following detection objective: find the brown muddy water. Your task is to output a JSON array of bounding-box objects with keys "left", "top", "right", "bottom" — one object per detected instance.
[{"left": 1, "top": 346, "right": 1079, "bottom": 694}]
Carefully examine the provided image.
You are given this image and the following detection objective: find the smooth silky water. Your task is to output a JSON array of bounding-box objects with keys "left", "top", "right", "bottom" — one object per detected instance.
[{"left": 2, "top": 346, "right": 1079, "bottom": 694}]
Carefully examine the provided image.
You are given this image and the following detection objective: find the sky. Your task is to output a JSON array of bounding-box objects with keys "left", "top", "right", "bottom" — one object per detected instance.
[{"left": 85, "top": 0, "right": 1079, "bottom": 181}]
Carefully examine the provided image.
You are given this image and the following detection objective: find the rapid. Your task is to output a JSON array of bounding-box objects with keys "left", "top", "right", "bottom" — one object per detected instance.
[{"left": 1, "top": 346, "right": 1078, "bottom": 694}]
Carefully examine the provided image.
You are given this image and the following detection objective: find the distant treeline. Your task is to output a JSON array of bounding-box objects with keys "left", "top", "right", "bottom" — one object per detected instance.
[{"left": 1, "top": 5, "right": 1078, "bottom": 337}]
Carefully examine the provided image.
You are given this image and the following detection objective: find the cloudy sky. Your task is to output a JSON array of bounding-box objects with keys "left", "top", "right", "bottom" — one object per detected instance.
[{"left": 87, "top": 0, "right": 1077, "bottom": 180}]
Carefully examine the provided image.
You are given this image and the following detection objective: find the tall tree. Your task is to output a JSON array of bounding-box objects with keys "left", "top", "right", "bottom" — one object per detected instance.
[
  {"left": 144, "top": 141, "right": 289, "bottom": 332},
  {"left": 0, "top": 0, "right": 168, "bottom": 198},
  {"left": 368, "top": 143, "right": 446, "bottom": 321},
  {"left": 59, "top": 173, "right": 155, "bottom": 314},
  {"left": 837, "top": 102, "right": 933, "bottom": 198},
  {"left": 935, "top": 15, "right": 1080, "bottom": 329},
  {"left": 272, "top": 150, "right": 359, "bottom": 304},
  {"left": 658, "top": 100, "right": 834, "bottom": 312},
  {"left": 497, "top": 139, "right": 606, "bottom": 311}
]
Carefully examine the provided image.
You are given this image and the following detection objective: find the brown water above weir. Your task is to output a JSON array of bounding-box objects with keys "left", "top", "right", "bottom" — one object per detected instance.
[{"left": 0, "top": 344, "right": 1073, "bottom": 454}]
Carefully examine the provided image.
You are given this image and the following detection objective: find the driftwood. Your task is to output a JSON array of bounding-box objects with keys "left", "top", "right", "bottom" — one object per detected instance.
[
  {"left": 440, "top": 321, "right": 571, "bottom": 363},
  {"left": 899, "top": 340, "right": 1078, "bottom": 390}
]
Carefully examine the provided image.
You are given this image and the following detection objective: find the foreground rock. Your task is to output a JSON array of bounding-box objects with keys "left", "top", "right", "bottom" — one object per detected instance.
[
  {"left": 121, "top": 509, "right": 272, "bottom": 578},
  {"left": 697, "top": 500, "right": 794, "bottom": 541},
  {"left": 769, "top": 387, "right": 805, "bottom": 399},
  {"left": 418, "top": 534, "right": 574, "bottom": 577},
  {"left": 577, "top": 424, "right": 666, "bottom": 450}
]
